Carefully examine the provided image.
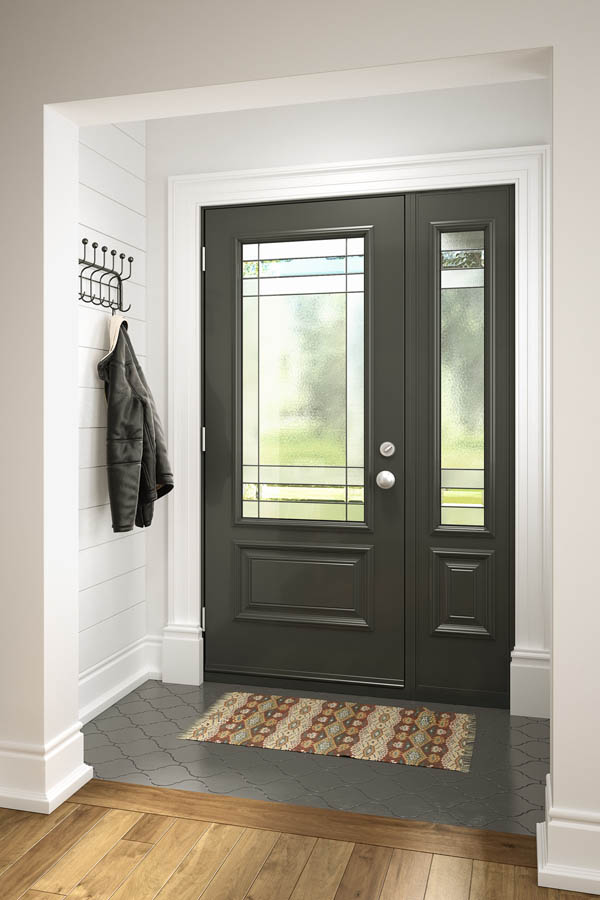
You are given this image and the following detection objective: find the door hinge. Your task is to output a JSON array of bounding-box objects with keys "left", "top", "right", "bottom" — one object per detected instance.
[
  {"left": 201, "top": 246, "right": 206, "bottom": 272},
  {"left": 201, "top": 426, "right": 206, "bottom": 452},
  {"left": 201, "top": 606, "right": 206, "bottom": 632}
]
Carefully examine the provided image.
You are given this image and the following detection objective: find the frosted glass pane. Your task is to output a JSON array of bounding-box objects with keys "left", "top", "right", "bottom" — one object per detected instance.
[
  {"left": 259, "top": 293, "right": 346, "bottom": 466},
  {"left": 243, "top": 501, "right": 259, "bottom": 517},
  {"left": 260, "top": 257, "right": 346, "bottom": 277},
  {"left": 260, "top": 501, "right": 347, "bottom": 521},
  {"left": 441, "top": 488, "right": 484, "bottom": 507},
  {"left": 242, "top": 236, "right": 365, "bottom": 522},
  {"left": 347, "top": 256, "right": 364, "bottom": 273},
  {"left": 259, "top": 465, "right": 347, "bottom": 485},
  {"left": 441, "top": 467, "right": 484, "bottom": 489},
  {"left": 441, "top": 250, "right": 484, "bottom": 268},
  {"left": 347, "top": 504, "right": 365, "bottom": 521},
  {"left": 260, "top": 484, "right": 346, "bottom": 502},
  {"left": 441, "top": 269, "right": 484, "bottom": 288},
  {"left": 347, "top": 273, "right": 364, "bottom": 292},
  {"left": 242, "top": 297, "right": 258, "bottom": 465},
  {"left": 347, "top": 237, "right": 365, "bottom": 255},
  {"left": 441, "top": 231, "right": 484, "bottom": 250},
  {"left": 348, "top": 486, "right": 364, "bottom": 503},
  {"left": 347, "top": 292, "right": 364, "bottom": 467},
  {"left": 243, "top": 483, "right": 258, "bottom": 501},
  {"left": 441, "top": 288, "right": 484, "bottom": 470},
  {"left": 441, "top": 507, "right": 485, "bottom": 526},
  {"left": 259, "top": 274, "right": 347, "bottom": 295},
  {"left": 348, "top": 467, "right": 364, "bottom": 485},
  {"left": 440, "top": 231, "right": 485, "bottom": 528},
  {"left": 260, "top": 238, "right": 346, "bottom": 259}
]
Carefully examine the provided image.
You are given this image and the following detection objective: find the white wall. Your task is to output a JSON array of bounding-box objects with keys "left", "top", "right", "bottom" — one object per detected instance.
[
  {"left": 2, "top": 1, "right": 600, "bottom": 888},
  {"left": 145, "top": 77, "right": 552, "bottom": 636},
  {"left": 77, "top": 122, "right": 160, "bottom": 722}
]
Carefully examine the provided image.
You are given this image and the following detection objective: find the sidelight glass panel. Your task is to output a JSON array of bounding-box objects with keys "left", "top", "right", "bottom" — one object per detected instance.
[
  {"left": 241, "top": 236, "right": 365, "bottom": 521},
  {"left": 440, "top": 230, "right": 485, "bottom": 527}
]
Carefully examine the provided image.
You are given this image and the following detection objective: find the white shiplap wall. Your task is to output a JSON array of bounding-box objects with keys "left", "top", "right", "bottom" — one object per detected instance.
[{"left": 78, "top": 122, "right": 159, "bottom": 722}]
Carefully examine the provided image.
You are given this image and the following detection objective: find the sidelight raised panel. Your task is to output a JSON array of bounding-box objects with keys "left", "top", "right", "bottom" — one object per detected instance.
[
  {"left": 430, "top": 547, "right": 494, "bottom": 639},
  {"left": 233, "top": 541, "right": 374, "bottom": 629}
]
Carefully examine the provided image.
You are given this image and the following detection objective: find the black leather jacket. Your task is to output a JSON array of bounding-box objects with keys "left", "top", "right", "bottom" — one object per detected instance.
[{"left": 97, "top": 321, "right": 173, "bottom": 532}]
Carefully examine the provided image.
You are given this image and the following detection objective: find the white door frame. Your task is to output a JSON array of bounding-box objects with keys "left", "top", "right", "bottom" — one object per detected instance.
[{"left": 166, "top": 145, "right": 551, "bottom": 717}]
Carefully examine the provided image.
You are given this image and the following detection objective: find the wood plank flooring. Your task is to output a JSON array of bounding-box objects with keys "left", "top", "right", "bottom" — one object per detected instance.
[{"left": 0, "top": 779, "right": 593, "bottom": 899}]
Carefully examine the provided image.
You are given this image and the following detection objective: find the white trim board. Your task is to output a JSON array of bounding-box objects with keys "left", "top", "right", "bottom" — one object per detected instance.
[
  {"left": 55, "top": 49, "right": 551, "bottom": 127},
  {"left": 538, "top": 776, "right": 600, "bottom": 895},
  {"left": 168, "top": 146, "right": 551, "bottom": 717},
  {"left": 0, "top": 720, "right": 92, "bottom": 813},
  {"left": 79, "top": 634, "right": 162, "bottom": 724}
]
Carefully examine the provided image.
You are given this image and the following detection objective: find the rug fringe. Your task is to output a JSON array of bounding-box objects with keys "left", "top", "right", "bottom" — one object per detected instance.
[{"left": 458, "top": 716, "right": 478, "bottom": 773}]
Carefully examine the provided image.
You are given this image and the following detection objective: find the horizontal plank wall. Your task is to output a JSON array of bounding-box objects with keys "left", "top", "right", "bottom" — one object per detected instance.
[{"left": 78, "top": 121, "right": 160, "bottom": 723}]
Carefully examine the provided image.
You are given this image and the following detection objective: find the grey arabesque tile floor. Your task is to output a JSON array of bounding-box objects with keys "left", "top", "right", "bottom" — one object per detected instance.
[{"left": 83, "top": 679, "right": 549, "bottom": 835}]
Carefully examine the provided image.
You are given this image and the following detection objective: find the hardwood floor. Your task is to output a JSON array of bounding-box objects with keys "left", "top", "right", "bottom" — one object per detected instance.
[{"left": 0, "top": 780, "right": 593, "bottom": 899}]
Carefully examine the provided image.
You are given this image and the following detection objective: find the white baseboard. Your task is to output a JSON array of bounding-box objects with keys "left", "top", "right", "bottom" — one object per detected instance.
[
  {"left": 537, "top": 776, "right": 600, "bottom": 895},
  {"left": 79, "top": 634, "right": 162, "bottom": 724},
  {"left": 162, "top": 625, "right": 203, "bottom": 685},
  {"left": 0, "top": 723, "right": 93, "bottom": 813},
  {"left": 510, "top": 647, "right": 550, "bottom": 717}
]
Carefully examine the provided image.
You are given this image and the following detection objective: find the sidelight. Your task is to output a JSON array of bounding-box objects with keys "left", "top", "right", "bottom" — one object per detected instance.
[
  {"left": 440, "top": 230, "right": 485, "bottom": 527},
  {"left": 242, "top": 237, "right": 365, "bottom": 521}
]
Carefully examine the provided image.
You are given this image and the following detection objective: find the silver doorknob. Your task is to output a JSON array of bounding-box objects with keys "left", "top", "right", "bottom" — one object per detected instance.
[{"left": 376, "top": 470, "right": 395, "bottom": 490}]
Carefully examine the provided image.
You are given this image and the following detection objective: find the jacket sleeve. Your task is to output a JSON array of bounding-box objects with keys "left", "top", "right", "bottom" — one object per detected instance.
[{"left": 104, "top": 359, "right": 144, "bottom": 532}]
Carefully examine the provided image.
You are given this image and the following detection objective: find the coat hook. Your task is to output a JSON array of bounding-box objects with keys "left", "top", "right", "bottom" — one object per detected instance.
[{"left": 78, "top": 237, "right": 135, "bottom": 313}]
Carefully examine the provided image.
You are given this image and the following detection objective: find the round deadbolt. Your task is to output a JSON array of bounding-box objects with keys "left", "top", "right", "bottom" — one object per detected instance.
[{"left": 379, "top": 441, "right": 396, "bottom": 458}]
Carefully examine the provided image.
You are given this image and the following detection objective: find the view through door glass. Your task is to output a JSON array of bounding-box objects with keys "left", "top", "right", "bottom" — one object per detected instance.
[{"left": 241, "top": 236, "right": 365, "bottom": 523}]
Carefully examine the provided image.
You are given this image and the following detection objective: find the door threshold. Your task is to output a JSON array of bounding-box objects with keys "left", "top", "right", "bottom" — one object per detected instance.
[{"left": 74, "top": 779, "right": 537, "bottom": 868}]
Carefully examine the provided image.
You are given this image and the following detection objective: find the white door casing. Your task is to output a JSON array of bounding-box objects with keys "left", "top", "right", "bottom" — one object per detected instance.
[{"left": 166, "top": 146, "right": 551, "bottom": 718}]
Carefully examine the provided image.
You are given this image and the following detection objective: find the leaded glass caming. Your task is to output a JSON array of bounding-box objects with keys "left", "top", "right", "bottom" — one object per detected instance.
[
  {"left": 440, "top": 230, "right": 485, "bottom": 527},
  {"left": 242, "top": 236, "right": 365, "bottom": 521}
]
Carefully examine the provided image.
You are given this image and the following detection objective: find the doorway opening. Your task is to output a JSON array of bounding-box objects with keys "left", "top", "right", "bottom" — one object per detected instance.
[
  {"left": 83, "top": 144, "right": 548, "bottom": 837},
  {"left": 202, "top": 187, "right": 514, "bottom": 708}
]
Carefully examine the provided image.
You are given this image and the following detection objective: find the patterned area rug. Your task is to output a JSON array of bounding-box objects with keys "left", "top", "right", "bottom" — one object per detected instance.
[{"left": 182, "top": 692, "right": 476, "bottom": 773}]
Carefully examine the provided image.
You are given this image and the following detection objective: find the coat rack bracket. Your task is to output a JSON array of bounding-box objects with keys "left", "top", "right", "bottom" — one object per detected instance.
[{"left": 78, "top": 238, "right": 133, "bottom": 313}]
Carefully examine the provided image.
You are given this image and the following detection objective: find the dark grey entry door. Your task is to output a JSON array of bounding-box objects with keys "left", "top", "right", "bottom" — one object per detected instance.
[
  {"left": 203, "top": 196, "right": 406, "bottom": 688},
  {"left": 203, "top": 187, "right": 514, "bottom": 706}
]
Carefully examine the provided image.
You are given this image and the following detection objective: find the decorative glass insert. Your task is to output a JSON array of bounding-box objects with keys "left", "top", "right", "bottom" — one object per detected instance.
[
  {"left": 242, "top": 237, "right": 365, "bottom": 521},
  {"left": 440, "top": 230, "right": 485, "bottom": 526}
]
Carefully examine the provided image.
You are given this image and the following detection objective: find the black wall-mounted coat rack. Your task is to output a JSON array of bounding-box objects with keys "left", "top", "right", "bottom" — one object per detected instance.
[{"left": 79, "top": 238, "right": 133, "bottom": 313}]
